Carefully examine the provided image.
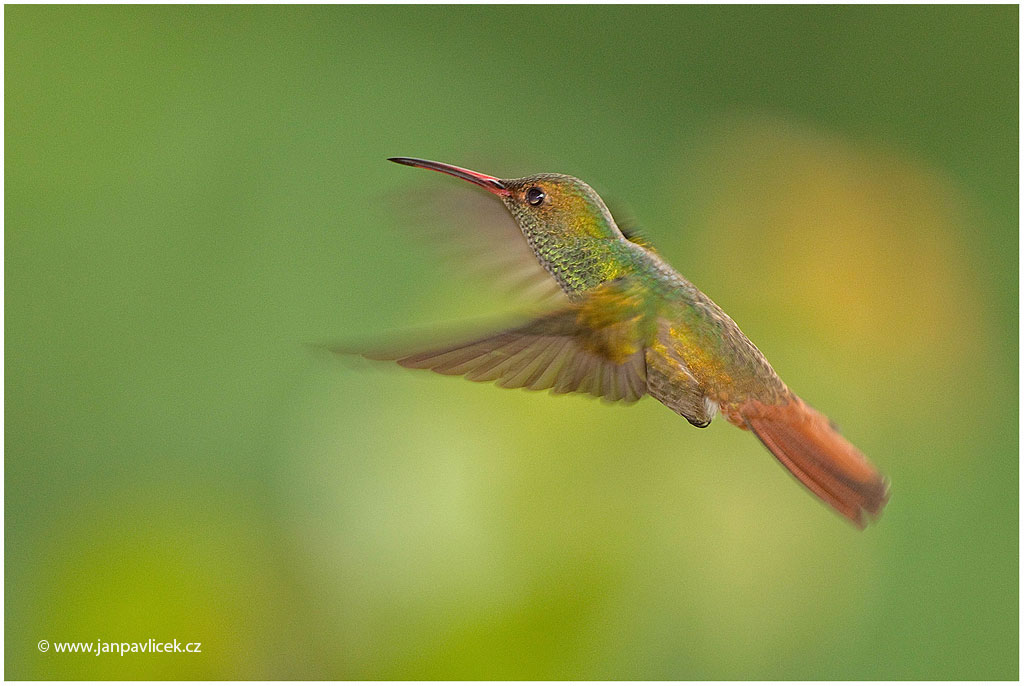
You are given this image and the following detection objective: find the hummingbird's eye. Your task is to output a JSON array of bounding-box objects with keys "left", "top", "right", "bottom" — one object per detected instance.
[{"left": 526, "top": 187, "right": 546, "bottom": 206}]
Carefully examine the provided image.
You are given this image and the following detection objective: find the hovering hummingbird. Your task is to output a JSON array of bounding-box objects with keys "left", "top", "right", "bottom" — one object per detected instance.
[{"left": 352, "top": 157, "right": 890, "bottom": 527}]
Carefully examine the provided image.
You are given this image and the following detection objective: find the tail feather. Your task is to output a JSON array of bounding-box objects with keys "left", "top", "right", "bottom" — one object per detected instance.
[{"left": 740, "top": 396, "right": 890, "bottom": 527}]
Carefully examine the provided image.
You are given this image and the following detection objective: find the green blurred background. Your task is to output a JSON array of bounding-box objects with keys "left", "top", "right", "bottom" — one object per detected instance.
[{"left": 6, "top": 5, "right": 1017, "bottom": 680}]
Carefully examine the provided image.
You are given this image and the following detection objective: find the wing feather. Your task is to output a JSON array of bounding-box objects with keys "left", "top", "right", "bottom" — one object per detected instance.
[{"left": 371, "top": 308, "right": 647, "bottom": 402}]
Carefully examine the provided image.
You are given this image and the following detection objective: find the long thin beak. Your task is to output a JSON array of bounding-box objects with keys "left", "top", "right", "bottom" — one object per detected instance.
[{"left": 388, "top": 157, "right": 510, "bottom": 196}]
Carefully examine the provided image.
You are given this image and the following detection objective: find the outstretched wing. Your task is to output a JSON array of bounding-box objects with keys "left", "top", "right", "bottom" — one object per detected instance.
[
  {"left": 348, "top": 280, "right": 651, "bottom": 403},
  {"left": 378, "top": 309, "right": 648, "bottom": 402}
]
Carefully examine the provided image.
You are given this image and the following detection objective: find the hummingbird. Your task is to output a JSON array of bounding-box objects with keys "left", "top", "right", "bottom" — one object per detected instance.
[{"left": 353, "top": 157, "right": 890, "bottom": 527}]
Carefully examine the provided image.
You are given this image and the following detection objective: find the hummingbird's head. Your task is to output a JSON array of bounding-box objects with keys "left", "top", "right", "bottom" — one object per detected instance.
[
  {"left": 497, "top": 173, "right": 624, "bottom": 242},
  {"left": 388, "top": 158, "right": 625, "bottom": 242}
]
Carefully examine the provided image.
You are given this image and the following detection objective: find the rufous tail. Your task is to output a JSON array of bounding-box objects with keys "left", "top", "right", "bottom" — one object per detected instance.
[{"left": 739, "top": 396, "right": 890, "bottom": 527}]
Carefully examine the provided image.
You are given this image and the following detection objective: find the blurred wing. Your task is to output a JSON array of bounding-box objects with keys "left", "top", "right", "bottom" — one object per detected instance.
[
  {"left": 393, "top": 185, "right": 564, "bottom": 303},
  {"left": 603, "top": 198, "right": 658, "bottom": 252},
  {"left": 366, "top": 308, "right": 648, "bottom": 403}
]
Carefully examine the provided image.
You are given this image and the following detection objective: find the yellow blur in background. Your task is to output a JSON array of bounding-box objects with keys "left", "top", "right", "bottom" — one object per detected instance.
[{"left": 6, "top": 5, "right": 1017, "bottom": 680}]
